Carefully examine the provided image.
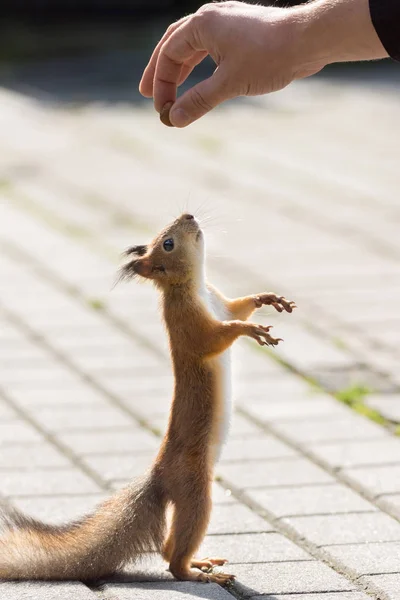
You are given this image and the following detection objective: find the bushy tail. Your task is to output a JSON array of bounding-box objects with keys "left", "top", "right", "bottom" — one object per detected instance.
[{"left": 0, "top": 471, "right": 166, "bottom": 581}]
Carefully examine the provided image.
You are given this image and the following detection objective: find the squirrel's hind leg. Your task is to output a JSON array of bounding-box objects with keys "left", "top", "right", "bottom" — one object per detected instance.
[{"left": 167, "top": 484, "right": 234, "bottom": 585}]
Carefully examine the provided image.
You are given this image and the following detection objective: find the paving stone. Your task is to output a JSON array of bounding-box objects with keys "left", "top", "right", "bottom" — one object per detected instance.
[
  {"left": 0, "top": 420, "right": 43, "bottom": 444},
  {"left": 121, "top": 394, "right": 174, "bottom": 417},
  {"left": 249, "top": 484, "right": 376, "bottom": 518},
  {"left": 284, "top": 512, "right": 400, "bottom": 546},
  {"left": 0, "top": 581, "right": 97, "bottom": 599},
  {"left": 9, "top": 387, "right": 111, "bottom": 407},
  {"left": 236, "top": 375, "right": 315, "bottom": 400},
  {"left": 0, "top": 443, "right": 70, "bottom": 468},
  {"left": 0, "top": 399, "right": 17, "bottom": 420},
  {"left": 326, "top": 542, "right": 400, "bottom": 576},
  {"left": 312, "top": 437, "right": 400, "bottom": 468},
  {"left": 105, "top": 582, "right": 233, "bottom": 599},
  {"left": 59, "top": 428, "right": 158, "bottom": 454},
  {"left": 273, "top": 324, "right": 353, "bottom": 371},
  {"left": 12, "top": 493, "right": 109, "bottom": 523},
  {"left": 208, "top": 503, "right": 274, "bottom": 535},
  {"left": 218, "top": 457, "right": 333, "bottom": 489},
  {"left": 380, "top": 493, "right": 400, "bottom": 516},
  {"left": 365, "top": 394, "right": 400, "bottom": 422},
  {"left": 72, "top": 352, "right": 159, "bottom": 372},
  {"left": 360, "top": 574, "right": 400, "bottom": 600},
  {"left": 211, "top": 483, "right": 236, "bottom": 505},
  {"left": 3, "top": 372, "right": 83, "bottom": 390},
  {"left": 220, "top": 436, "right": 297, "bottom": 462},
  {"left": 231, "top": 561, "right": 354, "bottom": 597},
  {"left": 345, "top": 464, "right": 400, "bottom": 496},
  {"left": 0, "top": 468, "right": 101, "bottom": 496},
  {"left": 244, "top": 395, "right": 351, "bottom": 423},
  {"left": 256, "top": 594, "right": 372, "bottom": 600},
  {"left": 199, "top": 532, "right": 310, "bottom": 564},
  {"left": 99, "top": 374, "right": 173, "bottom": 395},
  {"left": 273, "top": 415, "right": 388, "bottom": 444},
  {"left": 227, "top": 413, "right": 265, "bottom": 438},
  {"left": 27, "top": 406, "right": 131, "bottom": 431},
  {"left": 0, "top": 365, "right": 78, "bottom": 386},
  {"left": 82, "top": 453, "right": 154, "bottom": 481}
]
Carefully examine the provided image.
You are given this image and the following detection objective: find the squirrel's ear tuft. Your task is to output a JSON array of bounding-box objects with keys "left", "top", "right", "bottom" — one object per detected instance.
[{"left": 124, "top": 245, "right": 148, "bottom": 257}]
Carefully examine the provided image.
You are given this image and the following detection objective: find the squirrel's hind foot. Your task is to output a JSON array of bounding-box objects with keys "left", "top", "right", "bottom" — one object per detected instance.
[
  {"left": 191, "top": 557, "right": 228, "bottom": 570},
  {"left": 202, "top": 571, "right": 235, "bottom": 586},
  {"left": 170, "top": 561, "right": 234, "bottom": 586}
]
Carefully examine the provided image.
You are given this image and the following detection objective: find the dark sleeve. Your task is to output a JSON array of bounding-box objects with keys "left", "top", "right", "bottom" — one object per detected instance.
[{"left": 369, "top": 0, "right": 400, "bottom": 61}]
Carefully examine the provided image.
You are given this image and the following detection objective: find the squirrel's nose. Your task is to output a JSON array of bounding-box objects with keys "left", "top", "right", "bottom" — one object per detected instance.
[{"left": 182, "top": 213, "right": 194, "bottom": 220}]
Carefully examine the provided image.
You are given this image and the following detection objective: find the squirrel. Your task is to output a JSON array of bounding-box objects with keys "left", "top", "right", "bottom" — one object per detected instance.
[{"left": 0, "top": 213, "right": 295, "bottom": 585}]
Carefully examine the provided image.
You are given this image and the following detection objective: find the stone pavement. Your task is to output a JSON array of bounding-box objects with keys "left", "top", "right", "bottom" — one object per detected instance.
[{"left": 0, "top": 59, "right": 400, "bottom": 600}]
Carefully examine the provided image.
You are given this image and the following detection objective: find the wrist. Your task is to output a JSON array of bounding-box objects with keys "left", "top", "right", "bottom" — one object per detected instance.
[{"left": 292, "top": 0, "right": 388, "bottom": 75}]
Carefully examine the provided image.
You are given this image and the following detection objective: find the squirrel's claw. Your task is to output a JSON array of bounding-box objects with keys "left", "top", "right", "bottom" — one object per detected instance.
[
  {"left": 249, "top": 324, "right": 283, "bottom": 347},
  {"left": 254, "top": 293, "right": 296, "bottom": 313}
]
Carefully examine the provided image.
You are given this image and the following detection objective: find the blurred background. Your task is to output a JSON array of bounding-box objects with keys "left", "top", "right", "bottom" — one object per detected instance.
[{"left": 1, "top": 0, "right": 400, "bottom": 531}]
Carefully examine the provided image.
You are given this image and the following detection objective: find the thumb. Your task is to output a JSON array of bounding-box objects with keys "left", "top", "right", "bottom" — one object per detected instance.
[{"left": 169, "top": 69, "right": 229, "bottom": 128}]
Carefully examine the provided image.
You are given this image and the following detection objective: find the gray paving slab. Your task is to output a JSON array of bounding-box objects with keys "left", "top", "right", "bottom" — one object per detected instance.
[
  {"left": 0, "top": 420, "right": 43, "bottom": 444},
  {"left": 325, "top": 542, "right": 400, "bottom": 576},
  {"left": 7, "top": 386, "right": 112, "bottom": 407},
  {"left": 380, "top": 493, "right": 400, "bottom": 517},
  {"left": 235, "top": 375, "right": 317, "bottom": 400},
  {"left": 252, "top": 594, "right": 372, "bottom": 600},
  {"left": 59, "top": 428, "right": 158, "bottom": 454},
  {"left": 273, "top": 415, "right": 388, "bottom": 445},
  {"left": 345, "top": 464, "right": 400, "bottom": 496},
  {"left": 284, "top": 512, "right": 400, "bottom": 546},
  {"left": 27, "top": 406, "right": 131, "bottom": 432},
  {"left": 312, "top": 437, "right": 400, "bottom": 469},
  {"left": 219, "top": 457, "right": 334, "bottom": 489},
  {"left": 105, "top": 582, "right": 233, "bottom": 599},
  {"left": 0, "top": 443, "right": 70, "bottom": 468},
  {"left": 230, "top": 562, "right": 355, "bottom": 597},
  {"left": 208, "top": 503, "right": 275, "bottom": 535},
  {"left": 199, "top": 532, "right": 311, "bottom": 564},
  {"left": 365, "top": 394, "right": 400, "bottom": 422},
  {"left": 0, "top": 468, "right": 101, "bottom": 496},
  {"left": 0, "top": 581, "right": 96, "bottom": 599},
  {"left": 11, "top": 493, "right": 109, "bottom": 523},
  {"left": 360, "top": 574, "right": 400, "bottom": 600},
  {"left": 82, "top": 453, "right": 154, "bottom": 481},
  {"left": 220, "top": 436, "right": 297, "bottom": 462},
  {"left": 249, "top": 483, "right": 376, "bottom": 518},
  {"left": 244, "top": 395, "right": 351, "bottom": 422}
]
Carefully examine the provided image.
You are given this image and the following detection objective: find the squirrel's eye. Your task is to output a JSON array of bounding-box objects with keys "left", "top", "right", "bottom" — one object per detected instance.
[{"left": 163, "top": 238, "right": 174, "bottom": 252}]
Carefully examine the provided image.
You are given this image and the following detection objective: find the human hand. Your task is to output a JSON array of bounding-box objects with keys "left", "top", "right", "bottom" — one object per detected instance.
[
  {"left": 139, "top": 0, "right": 387, "bottom": 128},
  {"left": 139, "top": 2, "right": 313, "bottom": 128}
]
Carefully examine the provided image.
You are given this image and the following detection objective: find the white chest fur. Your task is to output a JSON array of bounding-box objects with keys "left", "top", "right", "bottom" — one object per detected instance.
[{"left": 201, "top": 285, "right": 233, "bottom": 463}]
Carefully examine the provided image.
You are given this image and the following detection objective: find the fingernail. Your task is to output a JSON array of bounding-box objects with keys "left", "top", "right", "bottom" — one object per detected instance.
[
  {"left": 170, "top": 108, "right": 190, "bottom": 128},
  {"left": 160, "top": 102, "right": 174, "bottom": 127}
]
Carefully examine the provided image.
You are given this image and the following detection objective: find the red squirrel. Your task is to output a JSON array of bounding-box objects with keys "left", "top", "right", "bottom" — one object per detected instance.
[{"left": 0, "top": 214, "right": 295, "bottom": 584}]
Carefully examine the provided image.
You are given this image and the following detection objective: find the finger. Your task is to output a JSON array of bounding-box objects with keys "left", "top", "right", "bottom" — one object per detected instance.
[
  {"left": 177, "top": 50, "right": 208, "bottom": 86},
  {"left": 169, "top": 68, "right": 231, "bottom": 128},
  {"left": 153, "top": 18, "right": 205, "bottom": 112},
  {"left": 139, "top": 16, "right": 190, "bottom": 98}
]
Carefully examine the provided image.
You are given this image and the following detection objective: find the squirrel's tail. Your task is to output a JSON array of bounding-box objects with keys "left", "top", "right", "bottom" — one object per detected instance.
[{"left": 0, "top": 471, "right": 167, "bottom": 581}]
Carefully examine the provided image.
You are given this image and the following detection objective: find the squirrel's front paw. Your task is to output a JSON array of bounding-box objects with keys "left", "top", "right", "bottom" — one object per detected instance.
[
  {"left": 248, "top": 324, "right": 282, "bottom": 347},
  {"left": 254, "top": 293, "right": 296, "bottom": 313}
]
